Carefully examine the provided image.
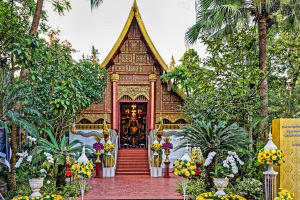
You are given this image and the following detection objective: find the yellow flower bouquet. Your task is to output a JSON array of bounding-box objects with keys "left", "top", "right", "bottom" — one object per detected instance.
[
  {"left": 104, "top": 143, "right": 115, "bottom": 152},
  {"left": 274, "top": 188, "right": 294, "bottom": 200},
  {"left": 173, "top": 159, "right": 197, "bottom": 179},
  {"left": 257, "top": 149, "right": 285, "bottom": 166},
  {"left": 71, "top": 160, "right": 94, "bottom": 179},
  {"left": 150, "top": 143, "right": 162, "bottom": 152},
  {"left": 196, "top": 192, "right": 246, "bottom": 200},
  {"left": 12, "top": 194, "right": 64, "bottom": 200}
]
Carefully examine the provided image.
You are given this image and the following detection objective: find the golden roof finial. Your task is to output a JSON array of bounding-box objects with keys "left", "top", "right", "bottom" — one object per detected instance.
[
  {"left": 103, "top": 113, "right": 109, "bottom": 134},
  {"left": 169, "top": 55, "right": 176, "bottom": 71},
  {"left": 133, "top": 0, "right": 138, "bottom": 11}
]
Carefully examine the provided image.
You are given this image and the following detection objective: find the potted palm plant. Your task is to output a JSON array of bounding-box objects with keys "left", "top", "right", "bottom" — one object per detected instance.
[{"left": 174, "top": 121, "right": 249, "bottom": 187}]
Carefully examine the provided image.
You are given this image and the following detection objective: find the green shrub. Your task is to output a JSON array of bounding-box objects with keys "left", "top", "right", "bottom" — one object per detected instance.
[
  {"left": 236, "top": 178, "right": 263, "bottom": 200},
  {"left": 176, "top": 177, "right": 207, "bottom": 197}
]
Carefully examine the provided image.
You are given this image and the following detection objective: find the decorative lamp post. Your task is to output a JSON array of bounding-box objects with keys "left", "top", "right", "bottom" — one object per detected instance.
[
  {"left": 181, "top": 144, "right": 190, "bottom": 200},
  {"left": 162, "top": 135, "right": 173, "bottom": 178},
  {"left": 263, "top": 132, "right": 278, "bottom": 200},
  {"left": 78, "top": 145, "right": 88, "bottom": 200}
]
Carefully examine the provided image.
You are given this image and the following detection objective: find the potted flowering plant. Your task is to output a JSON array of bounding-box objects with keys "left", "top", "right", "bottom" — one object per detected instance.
[
  {"left": 205, "top": 151, "right": 244, "bottom": 196},
  {"left": 70, "top": 160, "right": 94, "bottom": 179},
  {"left": 15, "top": 136, "right": 54, "bottom": 197},
  {"left": 274, "top": 188, "right": 294, "bottom": 200}
]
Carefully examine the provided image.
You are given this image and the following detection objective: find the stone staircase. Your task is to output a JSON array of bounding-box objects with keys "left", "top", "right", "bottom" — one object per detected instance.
[{"left": 116, "top": 148, "right": 150, "bottom": 175}]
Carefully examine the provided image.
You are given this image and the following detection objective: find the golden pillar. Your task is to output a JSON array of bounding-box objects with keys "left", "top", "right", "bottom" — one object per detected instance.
[
  {"left": 149, "top": 74, "right": 157, "bottom": 130},
  {"left": 111, "top": 74, "right": 119, "bottom": 131}
]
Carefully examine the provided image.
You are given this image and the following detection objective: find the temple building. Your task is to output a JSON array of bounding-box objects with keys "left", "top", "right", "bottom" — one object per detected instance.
[{"left": 75, "top": 0, "right": 187, "bottom": 148}]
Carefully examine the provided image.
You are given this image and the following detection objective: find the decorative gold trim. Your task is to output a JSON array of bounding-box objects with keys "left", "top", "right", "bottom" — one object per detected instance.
[
  {"left": 101, "top": 0, "right": 169, "bottom": 72},
  {"left": 155, "top": 113, "right": 187, "bottom": 124},
  {"left": 118, "top": 85, "right": 149, "bottom": 100},
  {"left": 111, "top": 74, "right": 119, "bottom": 82},
  {"left": 76, "top": 113, "right": 111, "bottom": 123},
  {"left": 155, "top": 124, "right": 186, "bottom": 130},
  {"left": 75, "top": 124, "right": 111, "bottom": 130},
  {"left": 149, "top": 74, "right": 157, "bottom": 82}
]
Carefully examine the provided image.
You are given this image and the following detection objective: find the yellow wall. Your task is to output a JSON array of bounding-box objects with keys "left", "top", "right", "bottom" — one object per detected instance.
[{"left": 272, "top": 119, "right": 300, "bottom": 199}]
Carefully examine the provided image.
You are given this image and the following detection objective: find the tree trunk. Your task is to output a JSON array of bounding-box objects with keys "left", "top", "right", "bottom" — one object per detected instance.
[
  {"left": 7, "top": 125, "right": 18, "bottom": 189},
  {"left": 258, "top": 13, "right": 268, "bottom": 140},
  {"left": 56, "top": 164, "right": 66, "bottom": 187},
  {"left": 20, "top": 0, "right": 44, "bottom": 78},
  {"left": 29, "top": 0, "right": 44, "bottom": 35}
]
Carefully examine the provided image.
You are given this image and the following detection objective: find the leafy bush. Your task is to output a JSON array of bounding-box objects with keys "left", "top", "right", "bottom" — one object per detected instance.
[
  {"left": 236, "top": 178, "right": 263, "bottom": 200},
  {"left": 176, "top": 178, "right": 208, "bottom": 197}
]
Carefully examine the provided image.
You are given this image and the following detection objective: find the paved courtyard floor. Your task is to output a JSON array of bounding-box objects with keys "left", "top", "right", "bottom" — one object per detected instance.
[{"left": 79, "top": 173, "right": 184, "bottom": 200}]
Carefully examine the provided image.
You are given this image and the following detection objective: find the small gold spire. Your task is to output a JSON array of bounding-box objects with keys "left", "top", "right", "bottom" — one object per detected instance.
[
  {"left": 103, "top": 113, "right": 109, "bottom": 134},
  {"left": 169, "top": 55, "right": 175, "bottom": 70},
  {"left": 133, "top": 0, "right": 138, "bottom": 11},
  {"left": 157, "top": 113, "right": 163, "bottom": 135}
]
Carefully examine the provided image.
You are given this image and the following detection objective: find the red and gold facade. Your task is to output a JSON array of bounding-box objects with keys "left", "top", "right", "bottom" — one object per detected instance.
[{"left": 76, "top": 1, "right": 186, "bottom": 133}]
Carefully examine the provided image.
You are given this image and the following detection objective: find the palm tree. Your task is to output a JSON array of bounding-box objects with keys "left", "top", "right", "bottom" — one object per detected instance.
[
  {"left": 0, "top": 71, "right": 45, "bottom": 189},
  {"left": 186, "top": 0, "right": 300, "bottom": 139},
  {"left": 35, "top": 129, "right": 93, "bottom": 187},
  {"left": 174, "top": 121, "right": 249, "bottom": 186}
]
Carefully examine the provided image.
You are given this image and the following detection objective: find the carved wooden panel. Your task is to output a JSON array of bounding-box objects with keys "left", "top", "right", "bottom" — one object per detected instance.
[
  {"left": 140, "top": 40, "right": 147, "bottom": 52},
  {"left": 136, "top": 54, "right": 147, "bottom": 63},
  {"left": 128, "top": 65, "right": 139, "bottom": 72},
  {"left": 134, "top": 75, "right": 148, "bottom": 82},
  {"left": 129, "top": 40, "right": 139, "bottom": 52},
  {"left": 120, "top": 54, "right": 133, "bottom": 63},
  {"left": 128, "top": 24, "right": 134, "bottom": 38},
  {"left": 115, "top": 65, "right": 126, "bottom": 72},
  {"left": 121, "top": 40, "right": 128, "bottom": 52},
  {"left": 119, "top": 75, "right": 133, "bottom": 82},
  {"left": 161, "top": 84, "right": 183, "bottom": 111},
  {"left": 140, "top": 65, "right": 153, "bottom": 73}
]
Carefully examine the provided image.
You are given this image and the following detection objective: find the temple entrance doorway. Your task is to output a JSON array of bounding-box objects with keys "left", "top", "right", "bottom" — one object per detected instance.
[{"left": 119, "top": 102, "right": 147, "bottom": 148}]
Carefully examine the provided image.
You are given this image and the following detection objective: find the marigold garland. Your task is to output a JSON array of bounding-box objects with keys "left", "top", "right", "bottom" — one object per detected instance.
[
  {"left": 71, "top": 160, "right": 94, "bottom": 179},
  {"left": 196, "top": 192, "right": 246, "bottom": 200},
  {"left": 257, "top": 149, "right": 285, "bottom": 166}
]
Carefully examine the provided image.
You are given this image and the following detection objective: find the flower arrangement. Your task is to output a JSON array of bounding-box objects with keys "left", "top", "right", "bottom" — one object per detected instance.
[
  {"left": 206, "top": 151, "right": 244, "bottom": 178},
  {"left": 173, "top": 159, "right": 197, "bottom": 178},
  {"left": 12, "top": 194, "right": 64, "bottom": 200},
  {"left": 15, "top": 136, "right": 53, "bottom": 179},
  {"left": 103, "top": 143, "right": 115, "bottom": 152},
  {"left": 196, "top": 192, "right": 246, "bottom": 200},
  {"left": 162, "top": 142, "right": 173, "bottom": 150},
  {"left": 93, "top": 142, "right": 104, "bottom": 150},
  {"left": 257, "top": 149, "right": 284, "bottom": 166},
  {"left": 70, "top": 160, "right": 94, "bottom": 179},
  {"left": 150, "top": 143, "right": 162, "bottom": 151},
  {"left": 274, "top": 188, "right": 294, "bottom": 200},
  {"left": 191, "top": 147, "right": 204, "bottom": 163}
]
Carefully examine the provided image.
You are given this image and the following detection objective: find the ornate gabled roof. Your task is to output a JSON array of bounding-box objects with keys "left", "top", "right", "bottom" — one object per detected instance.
[{"left": 101, "top": 0, "right": 169, "bottom": 72}]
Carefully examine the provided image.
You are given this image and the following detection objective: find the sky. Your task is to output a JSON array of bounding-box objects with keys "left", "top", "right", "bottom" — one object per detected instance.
[{"left": 44, "top": 0, "right": 206, "bottom": 65}]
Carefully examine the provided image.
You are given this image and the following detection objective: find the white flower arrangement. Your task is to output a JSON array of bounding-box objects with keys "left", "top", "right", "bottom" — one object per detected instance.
[{"left": 204, "top": 151, "right": 216, "bottom": 166}]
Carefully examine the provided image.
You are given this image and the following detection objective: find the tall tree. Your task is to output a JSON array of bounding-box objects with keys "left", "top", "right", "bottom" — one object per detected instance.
[{"left": 186, "top": 0, "right": 300, "bottom": 139}]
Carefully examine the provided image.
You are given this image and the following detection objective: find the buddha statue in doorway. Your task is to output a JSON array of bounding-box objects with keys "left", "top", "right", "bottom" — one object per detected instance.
[{"left": 129, "top": 115, "right": 139, "bottom": 134}]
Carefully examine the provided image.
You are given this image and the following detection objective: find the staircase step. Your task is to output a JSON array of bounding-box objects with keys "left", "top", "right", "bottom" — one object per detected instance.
[
  {"left": 117, "top": 163, "right": 148, "bottom": 167},
  {"left": 116, "top": 171, "right": 150, "bottom": 175},
  {"left": 117, "top": 168, "right": 149, "bottom": 172}
]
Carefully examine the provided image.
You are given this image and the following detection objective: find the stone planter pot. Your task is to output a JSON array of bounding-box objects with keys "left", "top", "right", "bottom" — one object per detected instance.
[
  {"left": 213, "top": 178, "right": 229, "bottom": 196},
  {"left": 0, "top": 182, "right": 7, "bottom": 196},
  {"left": 29, "top": 178, "right": 44, "bottom": 198}
]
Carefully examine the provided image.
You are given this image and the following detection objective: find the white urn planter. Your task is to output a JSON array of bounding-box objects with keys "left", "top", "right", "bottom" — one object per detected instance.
[
  {"left": 29, "top": 178, "right": 44, "bottom": 198},
  {"left": 213, "top": 178, "right": 229, "bottom": 196}
]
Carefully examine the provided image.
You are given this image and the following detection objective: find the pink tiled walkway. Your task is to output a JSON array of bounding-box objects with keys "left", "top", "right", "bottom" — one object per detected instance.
[{"left": 80, "top": 173, "right": 184, "bottom": 199}]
